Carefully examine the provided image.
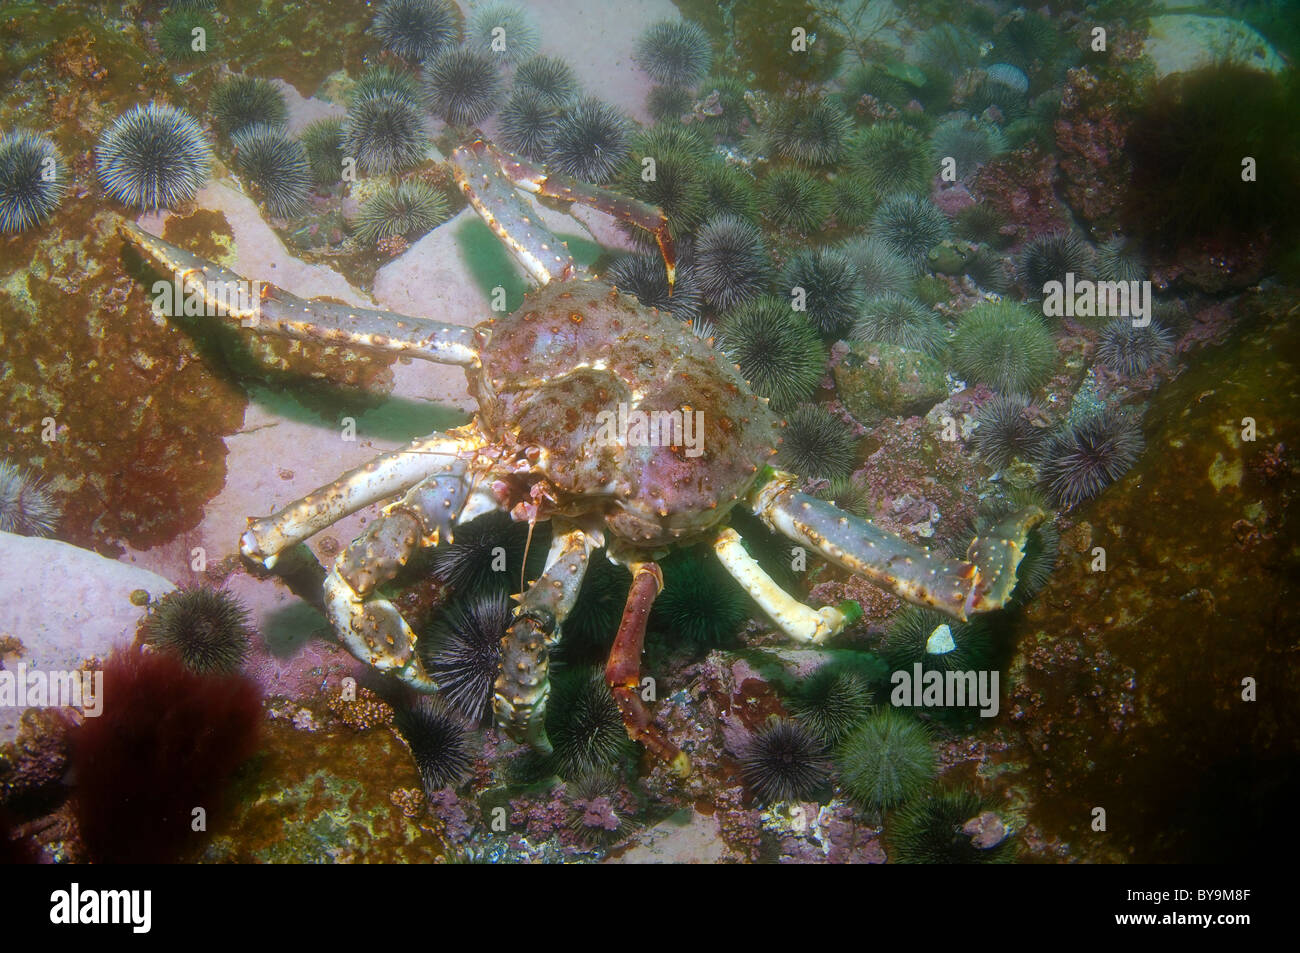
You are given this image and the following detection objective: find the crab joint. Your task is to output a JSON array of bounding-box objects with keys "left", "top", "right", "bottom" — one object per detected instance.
[{"left": 713, "top": 528, "right": 849, "bottom": 643}]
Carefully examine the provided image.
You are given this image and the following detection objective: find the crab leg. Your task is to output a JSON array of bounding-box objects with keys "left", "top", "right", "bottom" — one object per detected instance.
[
  {"left": 119, "top": 222, "right": 483, "bottom": 367},
  {"left": 713, "top": 528, "right": 859, "bottom": 643},
  {"left": 242, "top": 428, "right": 485, "bottom": 568},
  {"left": 450, "top": 139, "right": 676, "bottom": 288},
  {"left": 749, "top": 471, "right": 1046, "bottom": 621},
  {"left": 324, "top": 458, "right": 502, "bottom": 690},
  {"left": 493, "top": 521, "right": 597, "bottom": 751},
  {"left": 604, "top": 562, "right": 691, "bottom": 777}
]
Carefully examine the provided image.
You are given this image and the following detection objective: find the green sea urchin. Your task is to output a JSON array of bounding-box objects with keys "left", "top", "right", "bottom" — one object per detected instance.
[
  {"left": 424, "top": 46, "right": 504, "bottom": 126},
  {"left": 694, "top": 213, "right": 769, "bottom": 310},
  {"left": 144, "top": 586, "right": 253, "bottom": 675},
  {"left": 342, "top": 90, "right": 429, "bottom": 174},
  {"left": 652, "top": 545, "right": 751, "bottom": 649},
  {"left": 951, "top": 301, "right": 1056, "bottom": 393},
  {"left": 0, "top": 459, "right": 61, "bottom": 536},
  {"left": 716, "top": 296, "right": 825, "bottom": 410},
  {"left": 768, "top": 98, "right": 852, "bottom": 168},
  {"left": 545, "top": 98, "right": 631, "bottom": 184},
  {"left": 890, "top": 788, "right": 1014, "bottom": 863},
  {"left": 467, "top": 2, "right": 540, "bottom": 65},
  {"left": 351, "top": 179, "right": 449, "bottom": 244},
  {"left": 779, "top": 248, "right": 863, "bottom": 338},
  {"left": 759, "top": 166, "right": 831, "bottom": 234},
  {"left": 871, "top": 193, "right": 951, "bottom": 267},
  {"left": 209, "top": 75, "right": 287, "bottom": 138},
  {"left": 634, "top": 19, "right": 712, "bottom": 87},
  {"left": 0, "top": 132, "right": 67, "bottom": 233},
  {"left": 299, "top": 117, "right": 344, "bottom": 188},
  {"left": 513, "top": 55, "right": 580, "bottom": 108},
  {"left": 97, "top": 103, "right": 212, "bottom": 211},
  {"left": 1017, "top": 232, "right": 1097, "bottom": 298},
  {"left": 837, "top": 707, "right": 936, "bottom": 810},
  {"left": 848, "top": 122, "right": 931, "bottom": 197},
  {"left": 230, "top": 124, "right": 311, "bottom": 218},
  {"left": 546, "top": 669, "right": 635, "bottom": 779},
  {"left": 882, "top": 606, "right": 993, "bottom": 678},
  {"left": 789, "top": 664, "right": 873, "bottom": 747},
  {"left": 852, "top": 292, "right": 947, "bottom": 357},
  {"left": 371, "top": 0, "right": 461, "bottom": 63}
]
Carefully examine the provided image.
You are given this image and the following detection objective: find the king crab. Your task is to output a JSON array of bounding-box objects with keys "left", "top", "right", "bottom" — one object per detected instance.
[{"left": 121, "top": 140, "right": 1042, "bottom": 775}]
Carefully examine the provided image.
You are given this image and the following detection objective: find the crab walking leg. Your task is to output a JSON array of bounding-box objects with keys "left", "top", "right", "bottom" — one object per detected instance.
[
  {"left": 449, "top": 141, "right": 579, "bottom": 286},
  {"left": 494, "top": 522, "right": 596, "bottom": 752},
  {"left": 449, "top": 139, "right": 677, "bottom": 289},
  {"left": 119, "top": 223, "right": 483, "bottom": 367},
  {"left": 324, "top": 465, "right": 502, "bottom": 691},
  {"left": 605, "top": 563, "right": 691, "bottom": 777},
  {"left": 242, "top": 429, "right": 485, "bottom": 568},
  {"left": 713, "top": 528, "right": 858, "bottom": 643},
  {"left": 750, "top": 471, "right": 1046, "bottom": 621}
]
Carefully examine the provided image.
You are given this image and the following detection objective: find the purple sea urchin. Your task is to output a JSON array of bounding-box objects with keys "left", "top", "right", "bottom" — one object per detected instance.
[
  {"left": 342, "top": 90, "right": 428, "bottom": 174},
  {"left": 544, "top": 97, "right": 631, "bottom": 184},
  {"left": 96, "top": 102, "right": 212, "bottom": 211},
  {"left": 716, "top": 297, "right": 825, "bottom": 411},
  {"left": 0, "top": 459, "right": 61, "bottom": 536},
  {"left": 1096, "top": 319, "right": 1174, "bottom": 376},
  {"left": 694, "top": 213, "right": 769, "bottom": 310},
  {"left": 144, "top": 586, "right": 253, "bottom": 675},
  {"left": 229, "top": 124, "right": 311, "bottom": 217},
  {"left": 972, "top": 393, "right": 1044, "bottom": 467},
  {"left": 1038, "top": 409, "right": 1145, "bottom": 509},
  {"left": 371, "top": 0, "right": 460, "bottom": 63},
  {"left": 634, "top": 20, "right": 712, "bottom": 87},
  {"left": 1017, "top": 231, "right": 1097, "bottom": 297},
  {"left": 738, "top": 718, "right": 832, "bottom": 804},
  {"left": 420, "top": 590, "right": 511, "bottom": 723},
  {"left": 424, "top": 46, "right": 504, "bottom": 126},
  {"left": 0, "top": 132, "right": 67, "bottom": 233},
  {"left": 394, "top": 697, "right": 475, "bottom": 794}
]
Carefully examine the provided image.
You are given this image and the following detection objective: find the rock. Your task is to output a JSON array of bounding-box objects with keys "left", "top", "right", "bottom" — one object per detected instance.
[
  {"left": 834, "top": 341, "right": 948, "bottom": 425},
  {"left": 1144, "top": 15, "right": 1287, "bottom": 78},
  {"left": 0, "top": 532, "right": 174, "bottom": 743}
]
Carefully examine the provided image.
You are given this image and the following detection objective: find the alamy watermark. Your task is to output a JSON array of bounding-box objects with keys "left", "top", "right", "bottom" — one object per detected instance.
[
  {"left": 151, "top": 271, "right": 262, "bottom": 326},
  {"left": 1042, "top": 273, "right": 1152, "bottom": 327},
  {"left": 890, "top": 663, "right": 999, "bottom": 717},
  {"left": 594, "top": 402, "right": 705, "bottom": 458},
  {"left": 0, "top": 663, "right": 103, "bottom": 717}
]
